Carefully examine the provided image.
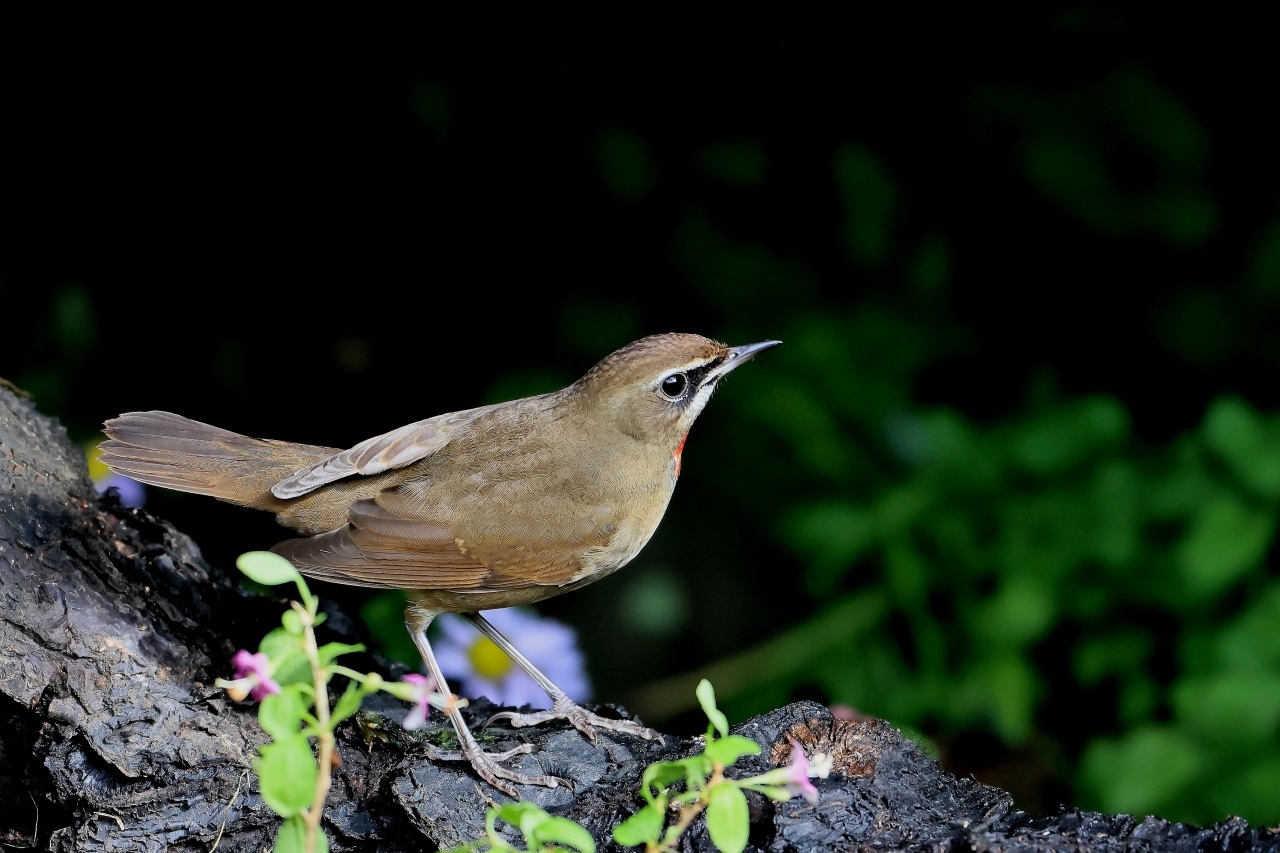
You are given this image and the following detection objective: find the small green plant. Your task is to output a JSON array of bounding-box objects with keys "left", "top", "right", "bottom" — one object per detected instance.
[
  {"left": 215, "top": 551, "right": 449, "bottom": 853},
  {"left": 450, "top": 801, "right": 598, "bottom": 853},
  {"left": 451, "top": 679, "right": 826, "bottom": 853},
  {"left": 610, "top": 679, "right": 825, "bottom": 853}
]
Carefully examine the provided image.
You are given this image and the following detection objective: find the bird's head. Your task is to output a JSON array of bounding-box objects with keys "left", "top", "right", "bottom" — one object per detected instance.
[{"left": 570, "top": 332, "right": 780, "bottom": 446}]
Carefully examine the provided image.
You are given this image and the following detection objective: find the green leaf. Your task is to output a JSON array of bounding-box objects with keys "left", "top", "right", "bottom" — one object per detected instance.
[
  {"left": 258, "top": 688, "right": 307, "bottom": 740},
  {"left": 706, "top": 785, "right": 750, "bottom": 853},
  {"left": 612, "top": 804, "right": 664, "bottom": 847},
  {"left": 683, "top": 754, "right": 713, "bottom": 789},
  {"left": 494, "top": 802, "right": 545, "bottom": 850},
  {"left": 641, "top": 760, "right": 687, "bottom": 802},
  {"left": 495, "top": 801, "right": 541, "bottom": 827},
  {"left": 276, "top": 818, "right": 327, "bottom": 853},
  {"left": 704, "top": 735, "right": 761, "bottom": 767},
  {"left": 259, "top": 627, "right": 299, "bottom": 661},
  {"left": 743, "top": 783, "right": 793, "bottom": 801},
  {"left": 379, "top": 679, "right": 422, "bottom": 703},
  {"left": 1176, "top": 494, "right": 1275, "bottom": 595},
  {"left": 317, "top": 642, "right": 366, "bottom": 667},
  {"left": 281, "top": 608, "right": 304, "bottom": 636},
  {"left": 782, "top": 501, "right": 875, "bottom": 596},
  {"left": 237, "top": 551, "right": 302, "bottom": 586},
  {"left": 1080, "top": 725, "right": 1204, "bottom": 816},
  {"left": 273, "top": 815, "right": 308, "bottom": 853},
  {"left": 491, "top": 803, "right": 594, "bottom": 853},
  {"left": 260, "top": 647, "right": 312, "bottom": 691},
  {"left": 1202, "top": 397, "right": 1280, "bottom": 498},
  {"left": 257, "top": 629, "right": 312, "bottom": 690},
  {"left": 255, "top": 734, "right": 317, "bottom": 817},
  {"left": 1171, "top": 672, "right": 1280, "bottom": 744},
  {"left": 532, "top": 816, "right": 596, "bottom": 853},
  {"left": 514, "top": 802, "right": 550, "bottom": 840},
  {"left": 331, "top": 681, "right": 370, "bottom": 726},
  {"left": 1009, "top": 397, "right": 1129, "bottom": 476},
  {"left": 696, "top": 680, "right": 730, "bottom": 738}
]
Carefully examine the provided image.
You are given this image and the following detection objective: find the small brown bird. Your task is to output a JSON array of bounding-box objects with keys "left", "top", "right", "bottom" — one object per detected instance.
[{"left": 99, "top": 332, "right": 778, "bottom": 795}]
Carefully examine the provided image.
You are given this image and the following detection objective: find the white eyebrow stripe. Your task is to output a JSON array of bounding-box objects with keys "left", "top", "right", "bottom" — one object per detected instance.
[{"left": 652, "top": 358, "right": 718, "bottom": 383}]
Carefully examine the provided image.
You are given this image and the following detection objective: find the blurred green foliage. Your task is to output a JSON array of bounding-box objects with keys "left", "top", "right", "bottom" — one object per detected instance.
[
  {"left": 766, "top": 380, "right": 1280, "bottom": 823},
  {"left": 6, "top": 25, "right": 1280, "bottom": 830}
]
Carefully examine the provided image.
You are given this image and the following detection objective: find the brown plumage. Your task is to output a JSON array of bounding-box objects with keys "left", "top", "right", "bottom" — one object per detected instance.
[{"left": 99, "top": 332, "right": 779, "bottom": 796}]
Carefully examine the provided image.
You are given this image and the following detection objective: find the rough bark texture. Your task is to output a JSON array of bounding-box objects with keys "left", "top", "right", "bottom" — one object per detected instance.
[{"left": 3, "top": 383, "right": 1279, "bottom": 852}]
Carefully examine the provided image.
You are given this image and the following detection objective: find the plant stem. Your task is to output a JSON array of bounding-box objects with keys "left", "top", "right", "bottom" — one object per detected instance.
[
  {"left": 653, "top": 764, "right": 725, "bottom": 852},
  {"left": 298, "top": 602, "right": 334, "bottom": 853},
  {"left": 330, "top": 664, "right": 373, "bottom": 682}
]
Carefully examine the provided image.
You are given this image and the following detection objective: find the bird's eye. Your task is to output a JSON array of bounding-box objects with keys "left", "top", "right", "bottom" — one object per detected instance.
[{"left": 660, "top": 373, "right": 689, "bottom": 400}]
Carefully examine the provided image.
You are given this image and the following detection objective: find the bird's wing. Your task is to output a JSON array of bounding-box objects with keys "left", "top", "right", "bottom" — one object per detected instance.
[
  {"left": 270, "top": 402, "right": 508, "bottom": 499},
  {"left": 270, "top": 487, "right": 614, "bottom": 592},
  {"left": 271, "top": 490, "right": 491, "bottom": 589}
]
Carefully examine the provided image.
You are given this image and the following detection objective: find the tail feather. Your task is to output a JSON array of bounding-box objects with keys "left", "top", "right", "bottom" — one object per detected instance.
[{"left": 99, "top": 411, "right": 338, "bottom": 510}]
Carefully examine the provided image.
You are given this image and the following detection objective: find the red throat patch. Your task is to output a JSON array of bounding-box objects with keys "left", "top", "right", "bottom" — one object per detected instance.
[{"left": 673, "top": 431, "right": 688, "bottom": 477}]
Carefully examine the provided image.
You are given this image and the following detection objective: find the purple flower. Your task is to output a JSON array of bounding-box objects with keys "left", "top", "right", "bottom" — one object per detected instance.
[
  {"left": 432, "top": 607, "right": 591, "bottom": 709},
  {"left": 86, "top": 440, "right": 146, "bottom": 507},
  {"left": 218, "top": 649, "right": 281, "bottom": 702},
  {"left": 400, "top": 673, "right": 437, "bottom": 731},
  {"left": 783, "top": 738, "right": 820, "bottom": 805},
  {"left": 744, "top": 737, "right": 830, "bottom": 804},
  {"left": 96, "top": 472, "right": 147, "bottom": 507}
]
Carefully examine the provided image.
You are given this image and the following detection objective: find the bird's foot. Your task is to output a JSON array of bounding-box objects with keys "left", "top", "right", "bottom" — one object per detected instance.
[
  {"left": 424, "top": 740, "right": 566, "bottom": 798},
  {"left": 486, "top": 695, "right": 661, "bottom": 742}
]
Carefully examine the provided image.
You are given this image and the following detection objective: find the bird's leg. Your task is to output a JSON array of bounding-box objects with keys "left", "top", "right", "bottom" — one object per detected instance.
[
  {"left": 405, "top": 609, "right": 566, "bottom": 797},
  {"left": 464, "top": 612, "right": 661, "bottom": 742}
]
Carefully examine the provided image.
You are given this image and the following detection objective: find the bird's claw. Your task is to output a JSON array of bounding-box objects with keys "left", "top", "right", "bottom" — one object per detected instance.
[
  {"left": 426, "top": 740, "right": 564, "bottom": 798},
  {"left": 486, "top": 696, "right": 661, "bottom": 742}
]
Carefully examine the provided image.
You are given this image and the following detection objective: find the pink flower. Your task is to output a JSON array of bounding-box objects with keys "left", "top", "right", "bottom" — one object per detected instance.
[
  {"left": 400, "top": 673, "right": 437, "bottom": 731},
  {"left": 743, "top": 736, "right": 828, "bottom": 805},
  {"left": 783, "top": 738, "right": 820, "bottom": 805},
  {"left": 219, "top": 649, "right": 281, "bottom": 702},
  {"left": 829, "top": 704, "right": 862, "bottom": 721}
]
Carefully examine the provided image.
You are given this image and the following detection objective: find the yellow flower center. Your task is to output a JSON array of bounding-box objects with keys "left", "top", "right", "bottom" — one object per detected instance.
[
  {"left": 467, "top": 636, "right": 513, "bottom": 681},
  {"left": 86, "top": 442, "right": 110, "bottom": 482}
]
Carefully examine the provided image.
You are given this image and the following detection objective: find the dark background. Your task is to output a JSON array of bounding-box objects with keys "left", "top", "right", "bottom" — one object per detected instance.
[{"left": 5, "top": 14, "right": 1280, "bottom": 826}]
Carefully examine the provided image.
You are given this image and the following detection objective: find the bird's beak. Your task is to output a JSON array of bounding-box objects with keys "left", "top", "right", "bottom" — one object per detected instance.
[{"left": 708, "top": 340, "right": 781, "bottom": 381}]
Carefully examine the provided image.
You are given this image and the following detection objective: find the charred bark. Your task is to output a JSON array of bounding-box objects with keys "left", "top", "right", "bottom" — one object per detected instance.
[{"left": 2, "top": 384, "right": 1278, "bottom": 852}]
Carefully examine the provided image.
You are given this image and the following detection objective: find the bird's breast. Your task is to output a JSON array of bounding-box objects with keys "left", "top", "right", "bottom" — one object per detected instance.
[
  {"left": 397, "top": 410, "right": 683, "bottom": 586},
  {"left": 566, "top": 466, "right": 678, "bottom": 586}
]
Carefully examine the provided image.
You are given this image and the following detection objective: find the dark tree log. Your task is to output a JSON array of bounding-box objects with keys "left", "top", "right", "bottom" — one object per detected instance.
[{"left": 3, "top": 383, "right": 1279, "bottom": 852}]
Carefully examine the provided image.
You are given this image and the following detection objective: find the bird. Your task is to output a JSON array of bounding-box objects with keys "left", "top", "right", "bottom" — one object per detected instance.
[{"left": 98, "top": 332, "right": 779, "bottom": 796}]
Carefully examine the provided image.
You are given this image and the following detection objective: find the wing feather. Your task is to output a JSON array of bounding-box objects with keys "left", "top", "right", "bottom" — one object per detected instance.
[
  {"left": 270, "top": 489, "right": 618, "bottom": 592},
  {"left": 270, "top": 402, "right": 508, "bottom": 499}
]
